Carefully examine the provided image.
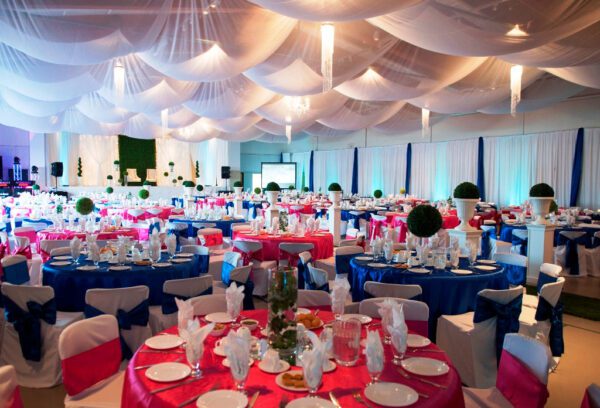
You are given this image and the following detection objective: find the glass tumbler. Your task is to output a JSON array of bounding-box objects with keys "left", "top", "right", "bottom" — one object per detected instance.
[{"left": 332, "top": 318, "right": 361, "bottom": 367}]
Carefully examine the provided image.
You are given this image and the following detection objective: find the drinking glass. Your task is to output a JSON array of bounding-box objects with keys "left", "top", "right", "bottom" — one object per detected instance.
[
  {"left": 230, "top": 359, "right": 249, "bottom": 393},
  {"left": 391, "top": 338, "right": 406, "bottom": 366},
  {"left": 332, "top": 318, "right": 361, "bottom": 366},
  {"left": 381, "top": 315, "right": 392, "bottom": 345},
  {"left": 331, "top": 299, "right": 344, "bottom": 321},
  {"left": 368, "top": 364, "right": 382, "bottom": 385},
  {"left": 304, "top": 362, "right": 323, "bottom": 398},
  {"left": 185, "top": 342, "right": 203, "bottom": 378},
  {"left": 71, "top": 246, "right": 80, "bottom": 265}
]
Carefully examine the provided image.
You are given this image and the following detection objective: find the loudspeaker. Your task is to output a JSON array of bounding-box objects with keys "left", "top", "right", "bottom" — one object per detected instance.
[
  {"left": 51, "top": 162, "right": 63, "bottom": 177},
  {"left": 221, "top": 166, "right": 230, "bottom": 179}
]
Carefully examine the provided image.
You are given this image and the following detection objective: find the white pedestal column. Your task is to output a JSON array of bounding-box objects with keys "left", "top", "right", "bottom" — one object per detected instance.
[
  {"left": 447, "top": 229, "right": 483, "bottom": 252},
  {"left": 329, "top": 206, "right": 341, "bottom": 247},
  {"left": 234, "top": 197, "right": 243, "bottom": 217},
  {"left": 526, "top": 223, "right": 556, "bottom": 285},
  {"left": 266, "top": 206, "right": 279, "bottom": 228}
]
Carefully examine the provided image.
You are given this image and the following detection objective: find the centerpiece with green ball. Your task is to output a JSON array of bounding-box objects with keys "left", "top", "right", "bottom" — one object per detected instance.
[
  {"left": 138, "top": 189, "right": 149, "bottom": 200},
  {"left": 453, "top": 181, "right": 480, "bottom": 231},
  {"left": 75, "top": 197, "right": 94, "bottom": 216},
  {"left": 529, "top": 183, "right": 555, "bottom": 224},
  {"left": 268, "top": 266, "right": 298, "bottom": 364}
]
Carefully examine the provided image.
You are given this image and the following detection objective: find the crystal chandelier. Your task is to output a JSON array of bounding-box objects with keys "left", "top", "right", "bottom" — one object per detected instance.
[
  {"left": 510, "top": 65, "right": 523, "bottom": 116},
  {"left": 321, "top": 23, "right": 335, "bottom": 92},
  {"left": 421, "top": 108, "right": 430, "bottom": 138},
  {"left": 285, "top": 96, "right": 311, "bottom": 116},
  {"left": 161, "top": 108, "right": 169, "bottom": 138},
  {"left": 113, "top": 59, "right": 125, "bottom": 100}
]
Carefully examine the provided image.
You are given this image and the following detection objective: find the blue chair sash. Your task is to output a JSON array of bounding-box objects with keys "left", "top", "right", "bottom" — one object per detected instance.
[
  {"left": 84, "top": 300, "right": 149, "bottom": 360},
  {"left": 535, "top": 298, "right": 564, "bottom": 357},
  {"left": 497, "top": 262, "right": 526, "bottom": 286},
  {"left": 248, "top": 203, "right": 257, "bottom": 219},
  {"left": 473, "top": 294, "right": 523, "bottom": 363},
  {"left": 563, "top": 237, "right": 580, "bottom": 275},
  {"left": 196, "top": 254, "right": 209, "bottom": 275},
  {"left": 536, "top": 273, "right": 558, "bottom": 294},
  {"left": 511, "top": 235, "right": 528, "bottom": 256},
  {"left": 480, "top": 229, "right": 492, "bottom": 260},
  {"left": 221, "top": 262, "right": 236, "bottom": 286},
  {"left": 149, "top": 221, "right": 161, "bottom": 235},
  {"left": 3, "top": 261, "right": 30, "bottom": 285},
  {"left": 221, "top": 263, "right": 255, "bottom": 310},
  {"left": 335, "top": 253, "right": 357, "bottom": 285},
  {"left": 4, "top": 296, "right": 56, "bottom": 361},
  {"left": 166, "top": 229, "right": 183, "bottom": 250},
  {"left": 161, "top": 287, "right": 213, "bottom": 315},
  {"left": 296, "top": 258, "right": 312, "bottom": 289}
]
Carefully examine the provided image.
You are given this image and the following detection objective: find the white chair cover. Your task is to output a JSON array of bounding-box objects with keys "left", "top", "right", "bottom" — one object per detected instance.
[
  {"left": 180, "top": 245, "right": 209, "bottom": 255},
  {"left": 1, "top": 283, "right": 83, "bottom": 388},
  {"left": 190, "top": 294, "right": 227, "bottom": 316},
  {"left": 40, "top": 239, "right": 71, "bottom": 255},
  {"left": 523, "top": 264, "right": 563, "bottom": 309},
  {"left": 580, "top": 231, "right": 600, "bottom": 278},
  {"left": 59, "top": 315, "right": 123, "bottom": 407},
  {"left": 519, "top": 277, "right": 565, "bottom": 347},
  {"left": 298, "top": 289, "right": 331, "bottom": 308},
  {"left": 50, "top": 247, "right": 72, "bottom": 257},
  {"left": 279, "top": 242, "right": 315, "bottom": 265},
  {"left": 363, "top": 282, "right": 422, "bottom": 299},
  {"left": 233, "top": 240, "right": 276, "bottom": 297},
  {"left": 554, "top": 230, "right": 586, "bottom": 275},
  {"left": 0, "top": 365, "right": 21, "bottom": 408},
  {"left": 231, "top": 224, "right": 252, "bottom": 234},
  {"left": 436, "top": 286, "right": 523, "bottom": 388},
  {"left": 358, "top": 297, "right": 429, "bottom": 323},
  {"left": 85, "top": 286, "right": 152, "bottom": 359},
  {"left": 307, "top": 265, "right": 328, "bottom": 289}
]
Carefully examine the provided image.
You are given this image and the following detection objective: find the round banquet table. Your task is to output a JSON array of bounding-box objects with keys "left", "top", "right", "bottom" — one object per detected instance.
[
  {"left": 121, "top": 310, "right": 464, "bottom": 408},
  {"left": 277, "top": 203, "right": 316, "bottom": 215},
  {"left": 169, "top": 217, "right": 245, "bottom": 238},
  {"left": 350, "top": 258, "right": 508, "bottom": 340},
  {"left": 234, "top": 231, "right": 334, "bottom": 261},
  {"left": 42, "top": 254, "right": 203, "bottom": 312},
  {"left": 37, "top": 228, "right": 140, "bottom": 260},
  {"left": 99, "top": 206, "right": 174, "bottom": 220}
]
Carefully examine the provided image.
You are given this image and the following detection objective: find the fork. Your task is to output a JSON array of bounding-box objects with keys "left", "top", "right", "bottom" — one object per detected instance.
[
  {"left": 353, "top": 392, "right": 376, "bottom": 408},
  {"left": 134, "top": 356, "right": 182, "bottom": 370},
  {"left": 397, "top": 367, "right": 447, "bottom": 389}
]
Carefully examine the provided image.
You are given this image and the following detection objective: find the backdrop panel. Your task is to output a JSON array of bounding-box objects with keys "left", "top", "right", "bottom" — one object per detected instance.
[{"left": 117, "top": 135, "right": 157, "bottom": 185}]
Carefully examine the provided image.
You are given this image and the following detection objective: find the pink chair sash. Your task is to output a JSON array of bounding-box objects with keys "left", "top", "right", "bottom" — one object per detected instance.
[
  {"left": 197, "top": 232, "right": 223, "bottom": 247},
  {"left": 12, "top": 245, "right": 32, "bottom": 260},
  {"left": 61, "top": 337, "right": 121, "bottom": 396},
  {"left": 0, "top": 243, "right": 7, "bottom": 278},
  {"left": 496, "top": 350, "right": 549, "bottom": 408},
  {"left": 369, "top": 219, "right": 385, "bottom": 240},
  {"left": 406, "top": 320, "right": 428, "bottom": 338}
]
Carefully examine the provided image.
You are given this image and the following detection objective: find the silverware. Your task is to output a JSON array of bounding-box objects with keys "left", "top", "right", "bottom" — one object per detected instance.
[
  {"left": 177, "top": 392, "right": 204, "bottom": 407},
  {"left": 134, "top": 357, "right": 182, "bottom": 370},
  {"left": 329, "top": 391, "right": 342, "bottom": 408},
  {"left": 139, "top": 349, "right": 184, "bottom": 355},
  {"left": 150, "top": 378, "right": 200, "bottom": 394},
  {"left": 409, "top": 348, "right": 445, "bottom": 353},
  {"left": 248, "top": 391, "right": 260, "bottom": 408},
  {"left": 397, "top": 367, "right": 447, "bottom": 389},
  {"left": 353, "top": 392, "right": 375, "bottom": 408}
]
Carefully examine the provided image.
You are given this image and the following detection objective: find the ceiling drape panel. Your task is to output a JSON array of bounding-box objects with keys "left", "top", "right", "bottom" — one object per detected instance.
[{"left": 0, "top": 1, "right": 597, "bottom": 140}]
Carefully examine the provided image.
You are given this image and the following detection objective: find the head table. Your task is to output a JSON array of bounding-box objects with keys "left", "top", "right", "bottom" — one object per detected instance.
[
  {"left": 122, "top": 310, "right": 464, "bottom": 408},
  {"left": 42, "top": 253, "right": 204, "bottom": 312},
  {"left": 350, "top": 257, "right": 507, "bottom": 340}
]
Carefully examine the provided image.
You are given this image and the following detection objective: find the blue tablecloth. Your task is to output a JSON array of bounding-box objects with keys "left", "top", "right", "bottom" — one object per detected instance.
[
  {"left": 350, "top": 257, "right": 508, "bottom": 340},
  {"left": 500, "top": 223, "right": 599, "bottom": 248},
  {"left": 169, "top": 218, "right": 245, "bottom": 238},
  {"left": 42, "top": 254, "right": 203, "bottom": 312}
]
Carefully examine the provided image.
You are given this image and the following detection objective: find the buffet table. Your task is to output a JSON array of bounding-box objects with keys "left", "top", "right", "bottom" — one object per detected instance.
[
  {"left": 235, "top": 231, "right": 334, "bottom": 261},
  {"left": 121, "top": 310, "right": 464, "bottom": 408}
]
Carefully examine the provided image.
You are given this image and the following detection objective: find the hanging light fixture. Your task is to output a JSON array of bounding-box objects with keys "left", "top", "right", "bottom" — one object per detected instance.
[
  {"left": 161, "top": 108, "right": 169, "bottom": 138},
  {"left": 285, "top": 115, "right": 292, "bottom": 144},
  {"left": 421, "top": 108, "right": 430, "bottom": 138},
  {"left": 321, "top": 23, "right": 335, "bottom": 92},
  {"left": 510, "top": 64, "right": 523, "bottom": 116},
  {"left": 285, "top": 96, "right": 311, "bottom": 116},
  {"left": 113, "top": 59, "right": 125, "bottom": 100},
  {"left": 506, "top": 24, "right": 528, "bottom": 37}
]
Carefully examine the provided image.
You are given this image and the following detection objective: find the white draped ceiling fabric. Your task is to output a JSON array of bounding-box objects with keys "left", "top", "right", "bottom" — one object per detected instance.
[{"left": 0, "top": 0, "right": 598, "bottom": 141}]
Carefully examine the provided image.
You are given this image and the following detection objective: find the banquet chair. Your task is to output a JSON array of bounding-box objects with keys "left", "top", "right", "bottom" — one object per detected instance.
[
  {"left": 0, "top": 231, "right": 11, "bottom": 253},
  {"left": 126, "top": 168, "right": 141, "bottom": 183},
  {"left": 555, "top": 230, "right": 587, "bottom": 275},
  {"left": 511, "top": 229, "right": 528, "bottom": 256},
  {"left": 580, "top": 231, "right": 600, "bottom": 278},
  {"left": 193, "top": 222, "right": 217, "bottom": 229},
  {"left": 149, "top": 276, "right": 213, "bottom": 334},
  {"left": 0, "top": 365, "right": 23, "bottom": 408},
  {"left": 523, "top": 263, "right": 562, "bottom": 309},
  {"left": 58, "top": 315, "right": 123, "bottom": 408},
  {"left": 180, "top": 245, "right": 209, "bottom": 255},
  {"left": 39, "top": 239, "right": 70, "bottom": 259},
  {"left": 493, "top": 253, "right": 528, "bottom": 287},
  {"left": 231, "top": 224, "right": 252, "bottom": 235},
  {"left": 279, "top": 242, "right": 314, "bottom": 267},
  {"left": 13, "top": 227, "right": 37, "bottom": 253},
  {"left": 369, "top": 214, "right": 387, "bottom": 240},
  {"left": 307, "top": 265, "right": 329, "bottom": 291},
  {"left": 582, "top": 384, "right": 600, "bottom": 408},
  {"left": 84, "top": 286, "right": 152, "bottom": 360},
  {"left": 436, "top": 286, "right": 523, "bottom": 388},
  {"left": 1, "top": 283, "right": 83, "bottom": 387},
  {"left": 480, "top": 224, "right": 496, "bottom": 260},
  {"left": 126, "top": 209, "right": 145, "bottom": 224},
  {"left": 358, "top": 297, "right": 429, "bottom": 338},
  {"left": 197, "top": 227, "right": 224, "bottom": 250},
  {"left": 298, "top": 289, "right": 331, "bottom": 308},
  {"left": 213, "top": 252, "right": 254, "bottom": 310},
  {"left": 190, "top": 294, "right": 227, "bottom": 316},
  {"left": 233, "top": 240, "right": 276, "bottom": 297},
  {"left": 462, "top": 333, "right": 550, "bottom": 408},
  {"left": 146, "top": 207, "right": 163, "bottom": 218},
  {"left": 1, "top": 255, "right": 30, "bottom": 285},
  {"left": 363, "top": 282, "right": 422, "bottom": 300},
  {"left": 348, "top": 211, "right": 365, "bottom": 231},
  {"left": 145, "top": 169, "right": 157, "bottom": 184},
  {"left": 50, "top": 247, "right": 72, "bottom": 257}
]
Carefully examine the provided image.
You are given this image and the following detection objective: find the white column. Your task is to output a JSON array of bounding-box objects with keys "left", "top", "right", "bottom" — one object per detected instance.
[
  {"left": 234, "top": 197, "right": 243, "bottom": 217},
  {"left": 526, "top": 224, "right": 556, "bottom": 285},
  {"left": 329, "top": 206, "right": 341, "bottom": 246},
  {"left": 447, "top": 229, "right": 483, "bottom": 253}
]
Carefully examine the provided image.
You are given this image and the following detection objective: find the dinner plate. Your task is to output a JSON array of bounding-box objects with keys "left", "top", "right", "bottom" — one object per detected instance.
[
  {"left": 400, "top": 357, "right": 449, "bottom": 376},
  {"left": 196, "top": 390, "right": 248, "bottom": 408},
  {"left": 354, "top": 256, "right": 372, "bottom": 261},
  {"left": 171, "top": 258, "right": 191, "bottom": 263},
  {"left": 260, "top": 328, "right": 268, "bottom": 337},
  {"left": 145, "top": 362, "right": 190, "bottom": 382},
  {"left": 153, "top": 262, "right": 172, "bottom": 268},
  {"left": 144, "top": 334, "right": 184, "bottom": 350},
  {"left": 341, "top": 314, "right": 372, "bottom": 324},
  {"left": 367, "top": 263, "right": 388, "bottom": 268},
  {"left": 222, "top": 358, "right": 254, "bottom": 368},
  {"left": 286, "top": 397, "right": 335, "bottom": 408},
  {"left": 50, "top": 261, "right": 71, "bottom": 266},
  {"left": 53, "top": 255, "right": 72, "bottom": 260},
  {"left": 175, "top": 253, "right": 194, "bottom": 258},
  {"left": 275, "top": 370, "right": 308, "bottom": 392},
  {"left": 76, "top": 265, "right": 98, "bottom": 271},
  {"left": 364, "top": 382, "right": 419, "bottom": 407},
  {"left": 296, "top": 359, "right": 336, "bottom": 373},
  {"left": 407, "top": 268, "right": 430, "bottom": 274},
  {"left": 258, "top": 359, "right": 290, "bottom": 374},
  {"left": 477, "top": 260, "right": 497, "bottom": 265},
  {"left": 450, "top": 269, "right": 473, "bottom": 275},
  {"left": 205, "top": 312, "right": 233, "bottom": 324},
  {"left": 407, "top": 334, "right": 432, "bottom": 348},
  {"left": 109, "top": 266, "right": 131, "bottom": 271},
  {"left": 474, "top": 265, "right": 496, "bottom": 271}
]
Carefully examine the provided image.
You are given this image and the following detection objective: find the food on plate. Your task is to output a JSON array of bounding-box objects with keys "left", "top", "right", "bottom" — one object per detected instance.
[
  {"left": 100, "top": 247, "right": 115, "bottom": 255},
  {"left": 296, "top": 313, "right": 322, "bottom": 329},
  {"left": 241, "top": 319, "right": 258, "bottom": 330},
  {"left": 134, "top": 260, "right": 152, "bottom": 266},
  {"left": 282, "top": 372, "right": 306, "bottom": 389}
]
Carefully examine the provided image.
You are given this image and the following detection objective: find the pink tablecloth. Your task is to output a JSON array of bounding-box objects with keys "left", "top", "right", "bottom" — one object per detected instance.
[
  {"left": 121, "top": 310, "right": 464, "bottom": 408},
  {"left": 99, "top": 206, "right": 174, "bottom": 220},
  {"left": 277, "top": 203, "right": 315, "bottom": 215},
  {"left": 391, "top": 214, "right": 460, "bottom": 243},
  {"left": 235, "top": 232, "right": 333, "bottom": 261}
]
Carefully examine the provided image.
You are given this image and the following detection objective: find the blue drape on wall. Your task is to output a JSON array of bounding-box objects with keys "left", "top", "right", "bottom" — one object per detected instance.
[
  {"left": 351, "top": 147, "right": 358, "bottom": 195},
  {"left": 570, "top": 127, "right": 584, "bottom": 206},
  {"left": 309, "top": 150, "right": 314, "bottom": 192},
  {"left": 477, "top": 136, "right": 486, "bottom": 201},
  {"left": 405, "top": 143, "right": 412, "bottom": 194},
  {"left": 280, "top": 152, "right": 283, "bottom": 163}
]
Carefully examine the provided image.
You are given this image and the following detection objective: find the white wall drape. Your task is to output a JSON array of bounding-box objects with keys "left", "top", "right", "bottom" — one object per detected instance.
[
  {"left": 409, "top": 142, "right": 440, "bottom": 200},
  {"left": 156, "top": 137, "right": 193, "bottom": 184},
  {"left": 79, "top": 135, "right": 118, "bottom": 186},
  {"left": 290, "top": 151, "right": 311, "bottom": 190},
  {"left": 580, "top": 128, "right": 600, "bottom": 209},
  {"left": 313, "top": 149, "right": 354, "bottom": 193},
  {"left": 189, "top": 138, "right": 229, "bottom": 187},
  {"left": 439, "top": 139, "right": 479, "bottom": 200},
  {"left": 358, "top": 145, "right": 407, "bottom": 196}
]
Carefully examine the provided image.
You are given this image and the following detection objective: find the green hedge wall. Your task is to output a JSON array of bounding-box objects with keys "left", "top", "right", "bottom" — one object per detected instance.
[{"left": 117, "top": 135, "right": 157, "bottom": 186}]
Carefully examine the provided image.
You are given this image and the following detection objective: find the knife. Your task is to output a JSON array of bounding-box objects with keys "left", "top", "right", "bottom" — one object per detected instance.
[
  {"left": 329, "top": 391, "right": 342, "bottom": 408},
  {"left": 150, "top": 378, "right": 200, "bottom": 394},
  {"left": 248, "top": 391, "right": 260, "bottom": 408}
]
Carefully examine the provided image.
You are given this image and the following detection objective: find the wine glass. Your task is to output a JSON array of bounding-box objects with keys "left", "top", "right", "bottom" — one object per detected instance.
[
  {"left": 305, "top": 364, "right": 323, "bottom": 399},
  {"left": 391, "top": 337, "right": 406, "bottom": 366},
  {"left": 367, "top": 363, "right": 382, "bottom": 386},
  {"left": 185, "top": 341, "right": 203, "bottom": 378}
]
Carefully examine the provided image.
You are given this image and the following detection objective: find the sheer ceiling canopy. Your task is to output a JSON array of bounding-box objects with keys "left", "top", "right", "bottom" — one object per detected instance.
[{"left": 0, "top": 0, "right": 598, "bottom": 142}]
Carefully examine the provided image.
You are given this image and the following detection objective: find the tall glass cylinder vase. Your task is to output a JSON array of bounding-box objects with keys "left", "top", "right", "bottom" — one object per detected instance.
[{"left": 268, "top": 266, "right": 298, "bottom": 365}]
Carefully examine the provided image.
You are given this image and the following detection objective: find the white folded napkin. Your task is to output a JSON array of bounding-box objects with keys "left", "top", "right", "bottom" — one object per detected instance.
[
  {"left": 388, "top": 303, "right": 408, "bottom": 355},
  {"left": 180, "top": 319, "right": 215, "bottom": 366},
  {"left": 223, "top": 329, "right": 251, "bottom": 382},
  {"left": 176, "top": 297, "right": 194, "bottom": 336},
  {"left": 363, "top": 329, "right": 384, "bottom": 374},
  {"left": 225, "top": 282, "right": 244, "bottom": 320},
  {"left": 377, "top": 298, "right": 395, "bottom": 332},
  {"left": 319, "top": 326, "right": 333, "bottom": 360},
  {"left": 166, "top": 234, "right": 177, "bottom": 255},
  {"left": 330, "top": 276, "right": 350, "bottom": 315},
  {"left": 87, "top": 242, "right": 100, "bottom": 263},
  {"left": 261, "top": 349, "right": 281, "bottom": 371},
  {"left": 301, "top": 331, "right": 324, "bottom": 389}
]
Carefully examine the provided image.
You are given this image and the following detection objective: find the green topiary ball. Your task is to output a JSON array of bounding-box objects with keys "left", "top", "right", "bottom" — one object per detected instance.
[
  {"left": 288, "top": 185, "right": 295, "bottom": 190},
  {"left": 265, "top": 182, "right": 281, "bottom": 192},
  {"left": 32, "top": 184, "right": 40, "bottom": 191},
  {"left": 453, "top": 182, "right": 480, "bottom": 199},
  {"left": 106, "top": 187, "right": 113, "bottom": 194},
  {"left": 407, "top": 205, "right": 443, "bottom": 238},
  {"left": 233, "top": 181, "right": 243, "bottom": 188},
  {"left": 302, "top": 187, "right": 309, "bottom": 193},
  {"left": 75, "top": 197, "right": 94, "bottom": 216},
  {"left": 328, "top": 182, "right": 342, "bottom": 192},
  {"left": 254, "top": 187, "right": 261, "bottom": 194},
  {"left": 373, "top": 189, "right": 383, "bottom": 198},
  {"left": 196, "top": 184, "right": 204, "bottom": 192},
  {"left": 530, "top": 183, "right": 554, "bottom": 197},
  {"left": 182, "top": 180, "right": 195, "bottom": 188},
  {"left": 163, "top": 172, "right": 169, "bottom": 177},
  {"left": 138, "top": 189, "right": 149, "bottom": 200}
]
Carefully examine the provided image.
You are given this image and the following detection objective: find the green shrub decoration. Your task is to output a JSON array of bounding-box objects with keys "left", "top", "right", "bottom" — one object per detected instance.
[
  {"left": 529, "top": 183, "right": 554, "bottom": 197},
  {"left": 302, "top": 187, "right": 309, "bottom": 193},
  {"left": 168, "top": 161, "right": 174, "bottom": 166},
  {"left": 163, "top": 172, "right": 169, "bottom": 177},
  {"left": 32, "top": 184, "right": 40, "bottom": 191},
  {"left": 138, "top": 189, "right": 150, "bottom": 200},
  {"left": 453, "top": 182, "right": 480, "bottom": 199},
  {"left": 195, "top": 160, "right": 200, "bottom": 178},
  {"left": 77, "top": 157, "right": 82, "bottom": 177},
  {"left": 254, "top": 187, "right": 261, "bottom": 194},
  {"left": 172, "top": 179, "right": 177, "bottom": 184},
  {"left": 328, "top": 182, "right": 342, "bottom": 192},
  {"left": 196, "top": 185, "right": 204, "bottom": 192},
  {"left": 113, "top": 160, "right": 119, "bottom": 165},
  {"left": 266, "top": 182, "right": 281, "bottom": 192},
  {"left": 373, "top": 189, "right": 383, "bottom": 198},
  {"left": 288, "top": 185, "right": 295, "bottom": 190},
  {"left": 107, "top": 175, "right": 113, "bottom": 180},
  {"left": 177, "top": 176, "right": 183, "bottom": 181},
  {"left": 75, "top": 197, "right": 94, "bottom": 216},
  {"left": 106, "top": 187, "right": 114, "bottom": 194},
  {"left": 549, "top": 200, "right": 558, "bottom": 214},
  {"left": 183, "top": 180, "right": 195, "bottom": 188},
  {"left": 233, "top": 181, "right": 243, "bottom": 188},
  {"left": 407, "top": 205, "right": 443, "bottom": 238},
  {"left": 400, "top": 188, "right": 406, "bottom": 194}
]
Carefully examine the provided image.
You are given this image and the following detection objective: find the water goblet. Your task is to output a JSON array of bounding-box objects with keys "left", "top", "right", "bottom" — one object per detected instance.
[
  {"left": 391, "top": 339, "right": 406, "bottom": 366},
  {"left": 305, "top": 365, "right": 323, "bottom": 399},
  {"left": 185, "top": 342, "right": 203, "bottom": 378}
]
